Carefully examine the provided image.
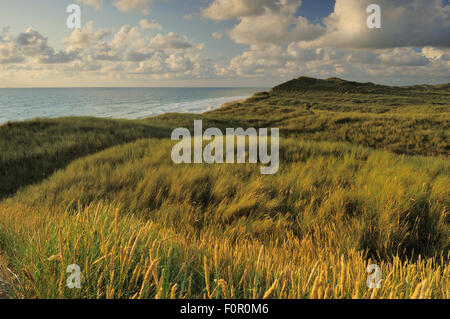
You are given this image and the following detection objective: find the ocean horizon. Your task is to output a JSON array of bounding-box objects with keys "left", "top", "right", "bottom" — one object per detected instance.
[{"left": 0, "top": 87, "right": 264, "bottom": 124}]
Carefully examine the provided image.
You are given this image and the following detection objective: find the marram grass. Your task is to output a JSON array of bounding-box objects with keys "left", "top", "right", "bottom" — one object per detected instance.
[
  {"left": 0, "top": 203, "right": 447, "bottom": 299},
  {"left": 0, "top": 137, "right": 448, "bottom": 299},
  {"left": 0, "top": 78, "right": 448, "bottom": 299}
]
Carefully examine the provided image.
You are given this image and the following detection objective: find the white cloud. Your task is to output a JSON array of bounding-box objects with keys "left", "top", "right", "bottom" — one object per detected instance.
[
  {"left": 422, "top": 47, "right": 450, "bottom": 61},
  {"left": 301, "top": 0, "right": 450, "bottom": 49},
  {"left": 216, "top": 0, "right": 449, "bottom": 48},
  {"left": 110, "top": 25, "right": 144, "bottom": 51},
  {"left": 229, "top": 11, "right": 324, "bottom": 45},
  {"left": 202, "top": 0, "right": 280, "bottom": 20},
  {"left": 211, "top": 32, "right": 224, "bottom": 39},
  {"left": 113, "top": 0, "right": 154, "bottom": 14},
  {"left": 150, "top": 32, "right": 192, "bottom": 50},
  {"left": 139, "top": 19, "right": 163, "bottom": 31},
  {"left": 216, "top": 43, "right": 450, "bottom": 85},
  {"left": 165, "top": 52, "right": 194, "bottom": 72},
  {"left": 63, "top": 21, "right": 110, "bottom": 50},
  {"left": 76, "top": 0, "right": 102, "bottom": 10},
  {"left": 0, "top": 23, "right": 215, "bottom": 85},
  {"left": 0, "top": 28, "right": 79, "bottom": 65},
  {"left": 217, "top": 44, "right": 291, "bottom": 77},
  {"left": 207, "top": 0, "right": 449, "bottom": 84},
  {"left": 204, "top": 0, "right": 324, "bottom": 45},
  {"left": 378, "top": 48, "right": 430, "bottom": 67},
  {"left": 2, "top": 0, "right": 450, "bottom": 87}
]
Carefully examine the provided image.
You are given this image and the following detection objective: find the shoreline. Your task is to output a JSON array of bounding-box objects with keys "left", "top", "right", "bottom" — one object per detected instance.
[{"left": 0, "top": 90, "right": 260, "bottom": 125}]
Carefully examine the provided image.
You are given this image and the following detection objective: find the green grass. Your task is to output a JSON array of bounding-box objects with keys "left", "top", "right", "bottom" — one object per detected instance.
[
  {"left": 0, "top": 202, "right": 448, "bottom": 299},
  {"left": 0, "top": 117, "right": 170, "bottom": 198},
  {"left": 205, "top": 77, "right": 450, "bottom": 156},
  {"left": 0, "top": 76, "right": 448, "bottom": 299},
  {"left": 9, "top": 137, "right": 449, "bottom": 260}
]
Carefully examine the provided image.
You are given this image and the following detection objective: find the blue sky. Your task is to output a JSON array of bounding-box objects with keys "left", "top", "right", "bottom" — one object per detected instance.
[
  {"left": 0, "top": 0, "right": 334, "bottom": 62},
  {"left": 0, "top": 0, "right": 449, "bottom": 87}
]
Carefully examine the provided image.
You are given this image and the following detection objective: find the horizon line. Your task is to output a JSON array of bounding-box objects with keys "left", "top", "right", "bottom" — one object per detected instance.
[{"left": 0, "top": 86, "right": 269, "bottom": 89}]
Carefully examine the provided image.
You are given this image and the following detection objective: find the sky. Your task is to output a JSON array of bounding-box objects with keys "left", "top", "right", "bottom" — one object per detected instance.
[{"left": 0, "top": 0, "right": 449, "bottom": 87}]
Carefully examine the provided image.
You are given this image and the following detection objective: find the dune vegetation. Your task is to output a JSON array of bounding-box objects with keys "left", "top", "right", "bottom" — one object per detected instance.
[{"left": 0, "top": 77, "right": 448, "bottom": 299}]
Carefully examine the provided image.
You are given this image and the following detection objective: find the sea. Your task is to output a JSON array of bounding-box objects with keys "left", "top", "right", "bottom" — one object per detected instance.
[{"left": 0, "top": 87, "right": 264, "bottom": 124}]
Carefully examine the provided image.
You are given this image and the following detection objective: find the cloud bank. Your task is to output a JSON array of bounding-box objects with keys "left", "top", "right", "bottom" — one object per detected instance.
[{"left": 1, "top": 0, "right": 449, "bottom": 86}]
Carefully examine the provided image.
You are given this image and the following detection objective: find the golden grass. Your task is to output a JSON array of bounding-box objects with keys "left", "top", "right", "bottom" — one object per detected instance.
[
  {"left": 0, "top": 139, "right": 450, "bottom": 298},
  {"left": 0, "top": 77, "right": 448, "bottom": 299},
  {"left": 0, "top": 202, "right": 448, "bottom": 299},
  {"left": 0, "top": 137, "right": 448, "bottom": 299}
]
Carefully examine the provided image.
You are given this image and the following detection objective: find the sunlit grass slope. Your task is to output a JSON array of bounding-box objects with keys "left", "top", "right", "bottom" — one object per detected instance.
[
  {"left": 0, "top": 117, "right": 169, "bottom": 199},
  {"left": 0, "top": 138, "right": 448, "bottom": 298},
  {"left": 203, "top": 77, "right": 450, "bottom": 156},
  {"left": 0, "top": 77, "right": 448, "bottom": 299},
  {"left": 2, "top": 77, "right": 448, "bottom": 199},
  {"left": 0, "top": 202, "right": 448, "bottom": 299}
]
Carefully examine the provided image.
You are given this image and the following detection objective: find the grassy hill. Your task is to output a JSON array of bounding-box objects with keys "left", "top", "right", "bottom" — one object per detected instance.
[
  {"left": 204, "top": 77, "right": 449, "bottom": 156},
  {"left": 0, "top": 118, "right": 170, "bottom": 199},
  {"left": 0, "top": 77, "right": 448, "bottom": 299},
  {"left": 270, "top": 76, "right": 400, "bottom": 95}
]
